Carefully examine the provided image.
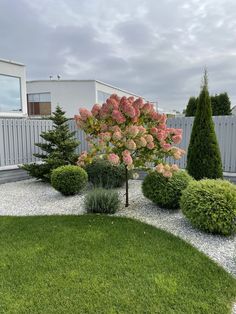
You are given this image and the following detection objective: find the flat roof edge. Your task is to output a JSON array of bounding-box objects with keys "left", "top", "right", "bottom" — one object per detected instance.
[
  {"left": 0, "top": 58, "right": 25, "bottom": 66},
  {"left": 27, "top": 79, "right": 142, "bottom": 98}
]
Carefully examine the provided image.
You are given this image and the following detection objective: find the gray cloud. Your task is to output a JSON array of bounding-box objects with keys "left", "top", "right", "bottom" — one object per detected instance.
[{"left": 0, "top": 0, "right": 236, "bottom": 111}]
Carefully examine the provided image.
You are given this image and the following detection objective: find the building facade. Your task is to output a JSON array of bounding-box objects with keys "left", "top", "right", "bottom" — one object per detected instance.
[
  {"left": 26, "top": 80, "right": 143, "bottom": 118},
  {"left": 0, "top": 59, "right": 27, "bottom": 117}
]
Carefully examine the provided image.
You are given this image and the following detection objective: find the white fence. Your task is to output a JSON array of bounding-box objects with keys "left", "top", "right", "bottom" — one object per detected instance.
[
  {"left": 0, "top": 116, "right": 235, "bottom": 172},
  {"left": 0, "top": 119, "right": 89, "bottom": 167}
]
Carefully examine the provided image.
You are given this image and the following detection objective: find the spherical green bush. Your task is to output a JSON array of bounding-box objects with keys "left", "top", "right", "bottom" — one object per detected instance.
[
  {"left": 85, "top": 159, "right": 126, "bottom": 188},
  {"left": 142, "top": 170, "right": 192, "bottom": 209},
  {"left": 180, "top": 179, "right": 236, "bottom": 236},
  {"left": 84, "top": 188, "right": 120, "bottom": 214},
  {"left": 51, "top": 165, "right": 88, "bottom": 196}
]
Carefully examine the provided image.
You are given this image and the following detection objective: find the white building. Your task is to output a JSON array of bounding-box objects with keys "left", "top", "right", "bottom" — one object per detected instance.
[
  {"left": 27, "top": 80, "right": 143, "bottom": 118},
  {"left": 0, "top": 58, "right": 27, "bottom": 117},
  {"left": 231, "top": 105, "right": 236, "bottom": 115}
]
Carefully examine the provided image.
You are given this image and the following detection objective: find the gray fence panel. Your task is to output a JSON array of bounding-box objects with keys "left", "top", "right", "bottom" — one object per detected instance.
[
  {"left": 0, "top": 116, "right": 235, "bottom": 172},
  {"left": 167, "top": 116, "right": 236, "bottom": 172}
]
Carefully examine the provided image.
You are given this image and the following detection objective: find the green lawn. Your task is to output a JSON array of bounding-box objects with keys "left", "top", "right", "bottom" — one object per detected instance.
[{"left": 0, "top": 215, "right": 235, "bottom": 314}]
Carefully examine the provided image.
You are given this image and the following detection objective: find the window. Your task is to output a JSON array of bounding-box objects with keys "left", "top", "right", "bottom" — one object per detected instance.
[
  {"left": 27, "top": 93, "right": 51, "bottom": 116},
  {"left": 97, "top": 90, "right": 111, "bottom": 104},
  {"left": 0, "top": 74, "right": 22, "bottom": 112}
]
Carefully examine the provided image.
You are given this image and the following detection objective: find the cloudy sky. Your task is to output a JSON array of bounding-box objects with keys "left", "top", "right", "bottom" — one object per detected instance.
[{"left": 1, "top": 0, "right": 236, "bottom": 111}]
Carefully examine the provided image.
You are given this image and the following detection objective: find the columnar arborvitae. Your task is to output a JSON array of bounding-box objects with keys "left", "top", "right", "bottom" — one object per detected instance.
[
  {"left": 186, "top": 71, "right": 223, "bottom": 180},
  {"left": 185, "top": 97, "right": 198, "bottom": 116},
  {"left": 22, "top": 106, "right": 80, "bottom": 182}
]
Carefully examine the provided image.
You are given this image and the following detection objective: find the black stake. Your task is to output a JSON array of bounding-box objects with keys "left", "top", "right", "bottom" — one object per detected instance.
[{"left": 125, "top": 166, "right": 129, "bottom": 207}]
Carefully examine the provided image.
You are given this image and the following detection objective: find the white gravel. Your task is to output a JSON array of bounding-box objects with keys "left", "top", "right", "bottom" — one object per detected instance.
[
  {"left": 0, "top": 179, "right": 86, "bottom": 216},
  {"left": 0, "top": 178, "right": 236, "bottom": 312}
]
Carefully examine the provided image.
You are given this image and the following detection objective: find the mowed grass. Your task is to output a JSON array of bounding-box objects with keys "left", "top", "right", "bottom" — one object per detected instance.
[{"left": 0, "top": 215, "right": 235, "bottom": 314}]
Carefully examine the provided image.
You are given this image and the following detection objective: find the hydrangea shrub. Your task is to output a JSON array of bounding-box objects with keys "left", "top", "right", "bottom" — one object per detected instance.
[{"left": 75, "top": 94, "right": 184, "bottom": 206}]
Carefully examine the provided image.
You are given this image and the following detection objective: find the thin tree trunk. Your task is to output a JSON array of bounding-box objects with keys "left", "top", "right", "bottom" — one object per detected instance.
[{"left": 125, "top": 166, "right": 129, "bottom": 207}]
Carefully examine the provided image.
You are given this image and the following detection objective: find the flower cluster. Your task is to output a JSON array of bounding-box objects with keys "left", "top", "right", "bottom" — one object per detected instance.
[{"left": 75, "top": 94, "right": 185, "bottom": 178}]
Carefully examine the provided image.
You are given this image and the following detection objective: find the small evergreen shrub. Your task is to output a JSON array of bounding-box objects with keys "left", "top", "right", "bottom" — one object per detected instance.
[
  {"left": 180, "top": 179, "right": 236, "bottom": 236},
  {"left": 85, "top": 159, "right": 126, "bottom": 188},
  {"left": 142, "top": 170, "right": 192, "bottom": 209},
  {"left": 22, "top": 106, "right": 80, "bottom": 182},
  {"left": 51, "top": 165, "right": 88, "bottom": 196},
  {"left": 84, "top": 188, "right": 120, "bottom": 214}
]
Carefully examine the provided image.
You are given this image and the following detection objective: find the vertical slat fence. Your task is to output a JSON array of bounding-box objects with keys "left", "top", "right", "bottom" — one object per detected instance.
[{"left": 0, "top": 116, "right": 235, "bottom": 172}]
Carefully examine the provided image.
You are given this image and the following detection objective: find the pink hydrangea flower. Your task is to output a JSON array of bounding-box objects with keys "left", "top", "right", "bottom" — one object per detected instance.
[
  {"left": 75, "top": 115, "right": 86, "bottom": 128},
  {"left": 123, "top": 154, "right": 133, "bottom": 166},
  {"left": 147, "top": 142, "right": 155, "bottom": 149},
  {"left": 100, "top": 124, "right": 108, "bottom": 132},
  {"left": 122, "top": 149, "right": 130, "bottom": 156},
  {"left": 172, "top": 134, "right": 182, "bottom": 144},
  {"left": 171, "top": 164, "right": 179, "bottom": 171},
  {"left": 156, "top": 130, "right": 166, "bottom": 141},
  {"left": 122, "top": 103, "right": 136, "bottom": 118},
  {"left": 113, "top": 131, "right": 122, "bottom": 141},
  {"left": 139, "top": 137, "right": 147, "bottom": 147},
  {"left": 145, "top": 134, "right": 154, "bottom": 143},
  {"left": 79, "top": 108, "right": 92, "bottom": 121},
  {"left": 163, "top": 171, "right": 172, "bottom": 178},
  {"left": 112, "top": 110, "right": 126, "bottom": 124},
  {"left": 156, "top": 163, "right": 164, "bottom": 173},
  {"left": 162, "top": 143, "right": 172, "bottom": 151},
  {"left": 133, "top": 97, "right": 144, "bottom": 109},
  {"left": 107, "top": 153, "right": 120, "bottom": 165},
  {"left": 138, "top": 126, "right": 146, "bottom": 135},
  {"left": 106, "top": 98, "right": 119, "bottom": 110},
  {"left": 91, "top": 104, "right": 101, "bottom": 117},
  {"left": 99, "top": 132, "right": 111, "bottom": 142},
  {"left": 126, "top": 125, "right": 139, "bottom": 137},
  {"left": 142, "top": 102, "right": 154, "bottom": 114},
  {"left": 125, "top": 139, "right": 136, "bottom": 150}
]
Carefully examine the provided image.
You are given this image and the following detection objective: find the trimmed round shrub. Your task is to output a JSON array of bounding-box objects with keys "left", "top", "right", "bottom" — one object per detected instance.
[
  {"left": 85, "top": 159, "right": 126, "bottom": 188},
  {"left": 84, "top": 188, "right": 120, "bottom": 214},
  {"left": 142, "top": 170, "right": 192, "bottom": 209},
  {"left": 51, "top": 165, "right": 88, "bottom": 196},
  {"left": 180, "top": 179, "right": 236, "bottom": 236}
]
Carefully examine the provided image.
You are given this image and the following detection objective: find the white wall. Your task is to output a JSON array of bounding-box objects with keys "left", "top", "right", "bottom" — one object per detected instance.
[
  {"left": 27, "top": 80, "right": 96, "bottom": 118},
  {"left": 0, "top": 60, "right": 27, "bottom": 117},
  {"left": 95, "top": 81, "right": 142, "bottom": 103}
]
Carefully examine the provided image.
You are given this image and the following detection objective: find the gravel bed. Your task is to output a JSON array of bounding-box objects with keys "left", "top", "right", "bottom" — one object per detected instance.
[{"left": 0, "top": 179, "right": 86, "bottom": 216}]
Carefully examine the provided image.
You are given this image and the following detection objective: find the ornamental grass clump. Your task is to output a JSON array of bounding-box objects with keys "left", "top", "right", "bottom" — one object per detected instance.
[
  {"left": 51, "top": 165, "right": 88, "bottom": 196},
  {"left": 75, "top": 94, "right": 185, "bottom": 206},
  {"left": 142, "top": 170, "right": 192, "bottom": 209},
  {"left": 180, "top": 179, "right": 236, "bottom": 236},
  {"left": 84, "top": 188, "right": 120, "bottom": 214}
]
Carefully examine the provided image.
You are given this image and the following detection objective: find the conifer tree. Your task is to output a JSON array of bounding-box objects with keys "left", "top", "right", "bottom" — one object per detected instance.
[
  {"left": 217, "top": 93, "right": 231, "bottom": 115},
  {"left": 185, "top": 97, "right": 198, "bottom": 116},
  {"left": 210, "top": 94, "right": 218, "bottom": 115},
  {"left": 186, "top": 71, "right": 223, "bottom": 179},
  {"left": 22, "top": 106, "right": 80, "bottom": 182}
]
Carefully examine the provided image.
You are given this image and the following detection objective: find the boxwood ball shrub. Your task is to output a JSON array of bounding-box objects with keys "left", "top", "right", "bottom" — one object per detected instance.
[
  {"left": 180, "top": 179, "right": 236, "bottom": 236},
  {"left": 142, "top": 170, "right": 192, "bottom": 209},
  {"left": 51, "top": 165, "right": 88, "bottom": 196},
  {"left": 85, "top": 159, "right": 126, "bottom": 188},
  {"left": 85, "top": 188, "right": 120, "bottom": 214}
]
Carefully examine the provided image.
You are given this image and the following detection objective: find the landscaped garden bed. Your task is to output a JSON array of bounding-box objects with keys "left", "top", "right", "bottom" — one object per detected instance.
[{"left": 0, "top": 179, "right": 235, "bottom": 279}]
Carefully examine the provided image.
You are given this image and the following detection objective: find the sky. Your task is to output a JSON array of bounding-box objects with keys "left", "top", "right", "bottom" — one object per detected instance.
[{"left": 1, "top": 0, "right": 236, "bottom": 111}]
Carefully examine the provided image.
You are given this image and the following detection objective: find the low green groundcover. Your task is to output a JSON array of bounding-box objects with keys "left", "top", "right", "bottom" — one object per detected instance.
[{"left": 0, "top": 216, "right": 235, "bottom": 313}]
